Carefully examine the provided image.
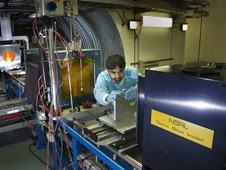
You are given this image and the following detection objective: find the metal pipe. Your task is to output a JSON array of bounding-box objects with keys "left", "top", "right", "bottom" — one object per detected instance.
[
  {"left": 44, "top": 28, "right": 52, "bottom": 103},
  {"left": 12, "top": 36, "right": 29, "bottom": 49},
  {"left": 39, "top": 47, "right": 47, "bottom": 91},
  {"left": 130, "top": 58, "right": 174, "bottom": 65},
  {"left": 48, "top": 28, "right": 58, "bottom": 111},
  {"left": 80, "top": 57, "right": 83, "bottom": 92},
  {"left": 66, "top": 50, "right": 74, "bottom": 110}
]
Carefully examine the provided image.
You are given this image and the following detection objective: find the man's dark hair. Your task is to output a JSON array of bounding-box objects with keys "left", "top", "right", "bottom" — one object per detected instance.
[{"left": 106, "top": 54, "right": 126, "bottom": 70}]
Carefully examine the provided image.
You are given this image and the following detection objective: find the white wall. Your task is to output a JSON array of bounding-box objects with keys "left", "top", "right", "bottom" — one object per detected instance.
[
  {"left": 184, "top": 19, "right": 202, "bottom": 62},
  {"left": 108, "top": 9, "right": 135, "bottom": 66},
  {"left": 108, "top": 0, "right": 226, "bottom": 67},
  {"left": 108, "top": 10, "right": 186, "bottom": 67},
  {"left": 185, "top": 0, "right": 226, "bottom": 63}
]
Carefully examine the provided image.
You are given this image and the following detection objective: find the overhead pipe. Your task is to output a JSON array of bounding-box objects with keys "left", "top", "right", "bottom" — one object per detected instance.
[
  {"left": 0, "top": 0, "right": 209, "bottom": 18},
  {"left": 78, "top": 0, "right": 209, "bottom": 18}
]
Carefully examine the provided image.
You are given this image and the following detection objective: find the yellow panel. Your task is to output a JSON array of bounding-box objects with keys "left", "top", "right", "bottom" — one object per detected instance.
[
  {"left": 151, "top": 109, "right": 214, "bottom": 149},
  {"left": 60, "top": 58, "right": 94, "bottom": 100}
]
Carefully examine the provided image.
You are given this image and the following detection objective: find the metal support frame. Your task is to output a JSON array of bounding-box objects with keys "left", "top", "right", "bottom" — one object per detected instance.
[
  {"left": 12, "top": 36, "right": 30, "bottom": 49},
  {"left": 48, "top": 28, "right": 58, "bottom": 111},
  {"left": 36, "top": 122, "right": 47, "bottom": 149},
  {"left": 4, "top": 72, "right": 24, "bottom": 99},
  {"left": 72, "top": 137, "right": 80, "bottom": 169},
  {"left": 0, "top": 120, "right": 35, "bottom": 133},
  {"left": 3, "top": 71, "right": 46, "bottom": 149},
  {"left": 5, "top": 77, "right": 23, "bottom": 98},
  {"left": 57, "top": 119, "right": 128, "bottom": 170}
]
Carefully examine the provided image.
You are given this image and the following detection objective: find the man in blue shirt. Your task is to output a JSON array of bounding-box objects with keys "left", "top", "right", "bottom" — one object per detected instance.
[{"left": 94, "top": 54, "right": 138, "bottom": 105}]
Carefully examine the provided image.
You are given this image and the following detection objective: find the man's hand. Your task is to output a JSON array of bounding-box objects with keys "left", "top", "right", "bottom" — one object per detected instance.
[
  {"left": 125, "top": 85, "right": 137, "bottom": 100},
  {"left": 106, "top": 90, "right": 122, "bottom": 103}
]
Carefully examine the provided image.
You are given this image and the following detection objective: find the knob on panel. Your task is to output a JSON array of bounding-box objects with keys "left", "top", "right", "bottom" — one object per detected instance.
[{"left": 46, "top": 1, "right": 57, "bottom": 11}]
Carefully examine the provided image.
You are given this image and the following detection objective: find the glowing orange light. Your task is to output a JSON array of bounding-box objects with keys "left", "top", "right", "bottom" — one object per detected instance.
[{"left": 3, "top": 51, "right": 15, "bottom": 62}]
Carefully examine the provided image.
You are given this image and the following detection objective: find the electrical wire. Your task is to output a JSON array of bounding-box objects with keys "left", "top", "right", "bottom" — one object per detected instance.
[
  {"left": 78, "top": 154, "right": 95, "bottom": 169},
  {"left": 58, "top": 8, "right": 125, "bottom": 69},
  {"left": 137, "top": 27, "right": 142, "bottom": 66},
  {"left": 33, "top": 22, "right": 74, "bottom": 170},
  {"left": 58, "top": 129, "right": 64, "bottom": 169},
  {"left": 170, "top": 28, "right": 173, "bottom": 66},
  {"left": 134, "top": 27, "right": 142, "bottom": 68},
  {"left": 37, "top": 76, "right": 49, "bottom": 112},
  {"left": 45, "top": 27, "right": 74, "bottom": 169},
  {"left": 33, "top": 11, "right": 116, "bottom": 169},
  {"left": 198, "top": 17, "right": 203, "bottom": 62},
  {"left": 32, "top": 19, "right": 46, "bottom": 53},
  {"left": 116, "top": 9, "right": 128, "bottom": 26},
  {"left": 29, "top": 142, "right": 51, "bottom": 169}
]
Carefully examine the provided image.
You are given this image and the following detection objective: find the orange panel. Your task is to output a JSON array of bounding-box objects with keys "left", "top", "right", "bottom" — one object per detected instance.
[{"left": 60, "top": 58, "right": 94, "bottom": 100}]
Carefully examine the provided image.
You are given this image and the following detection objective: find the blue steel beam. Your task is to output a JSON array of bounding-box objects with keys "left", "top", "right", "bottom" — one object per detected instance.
[{"left": 57, "top": 119, "right": 124, "bottom": 170}]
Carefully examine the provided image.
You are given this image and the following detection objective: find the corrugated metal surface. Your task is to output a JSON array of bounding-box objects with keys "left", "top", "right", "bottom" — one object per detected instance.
[{"left": 59, "top": 8, "right": 124, "bottom": 69}]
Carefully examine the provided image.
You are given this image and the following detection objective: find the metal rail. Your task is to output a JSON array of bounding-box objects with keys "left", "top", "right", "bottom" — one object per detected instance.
[{"left": 57, "top": 119, "right": 126, "bottom": 170}]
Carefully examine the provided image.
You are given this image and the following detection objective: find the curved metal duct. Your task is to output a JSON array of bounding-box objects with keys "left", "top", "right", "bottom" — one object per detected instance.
[{"left": 58, "top": 8, "right": 124, "bottom": 69}]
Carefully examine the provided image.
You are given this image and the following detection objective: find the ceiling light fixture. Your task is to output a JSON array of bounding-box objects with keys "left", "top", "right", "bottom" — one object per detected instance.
[
  {"left": 142, "top": 16, "right": 173, "bottom": 28},
  {"left": 181, "top": 23, "right": 188, "bottom": 31},
  {"left": 129, "top": 21, "right": 141, "bottom": 30}
]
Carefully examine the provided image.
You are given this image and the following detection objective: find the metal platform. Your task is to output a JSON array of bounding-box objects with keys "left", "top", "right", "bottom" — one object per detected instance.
[
  {"left": 65, "top": 105, "right": 111, "bottom": 123},
  {"left": 0, "top": 98, "right": 33, "bottom": 116},
  {"left": 99, "top": 96, "right": 136, "bottom": 134},
  {"left": 0, "top": 98, "right": 34, "bottom": 134},
  {"left": 99, "top": 114, "right": 136, "bottom": 134}
]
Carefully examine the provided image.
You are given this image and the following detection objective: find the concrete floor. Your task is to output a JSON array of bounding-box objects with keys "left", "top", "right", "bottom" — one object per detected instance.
[
  {"left": 0, "top": 138, "right": 48, "bottom": 170},
  {"left": 0, "top": 74, "right": 51, "bottom": 170}
]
